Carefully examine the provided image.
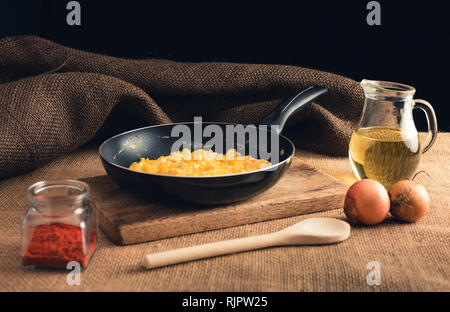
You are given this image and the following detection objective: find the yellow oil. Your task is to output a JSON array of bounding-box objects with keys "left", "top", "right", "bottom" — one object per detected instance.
[{"left": 349, "top": 127, "right": 421, "bottom": 188}]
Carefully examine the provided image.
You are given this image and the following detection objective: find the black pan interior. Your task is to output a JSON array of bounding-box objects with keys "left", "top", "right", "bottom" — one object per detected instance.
[{"left": 100, "top": 123, "right": 294, "bottom": 171}]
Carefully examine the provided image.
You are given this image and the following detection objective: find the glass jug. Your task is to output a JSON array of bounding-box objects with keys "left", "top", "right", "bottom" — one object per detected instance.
[{"left": 349, "top": 79, "right": 437, "bottom": 188}]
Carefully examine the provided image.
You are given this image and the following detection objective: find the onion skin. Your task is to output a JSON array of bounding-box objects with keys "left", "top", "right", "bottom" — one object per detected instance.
[
  {"left": 389, "top": 180, "right": 429, "bottom": 222},
  {"left": 344, "top": 179, "right": 390, "bottom": 225}
]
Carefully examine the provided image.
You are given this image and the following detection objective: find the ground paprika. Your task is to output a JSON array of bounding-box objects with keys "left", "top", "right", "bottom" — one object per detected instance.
[{"left": 22, "top": 222, "right": 97, "bottom": 269}]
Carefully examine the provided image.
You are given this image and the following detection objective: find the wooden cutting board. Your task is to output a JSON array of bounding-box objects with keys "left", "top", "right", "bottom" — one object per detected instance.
[{"left": 83, "top": 158, "right": 347, "bottom": 245}]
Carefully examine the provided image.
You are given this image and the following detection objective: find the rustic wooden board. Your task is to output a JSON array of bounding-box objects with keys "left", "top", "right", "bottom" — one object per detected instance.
[{"left": 84, "top": 158, "right": 347, "bottom": 245}]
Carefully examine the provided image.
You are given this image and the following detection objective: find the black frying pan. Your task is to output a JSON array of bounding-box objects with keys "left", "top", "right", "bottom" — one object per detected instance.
[{"left": 99, "top": 86, "right": 327, "bottom": 204}]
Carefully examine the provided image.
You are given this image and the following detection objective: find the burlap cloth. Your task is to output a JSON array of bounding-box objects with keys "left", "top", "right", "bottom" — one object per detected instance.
[
  {"left": 0, "top": 35, "right": 363, "bottom": 179},
  {"left": 0, "top": 133, "right": 448, "bottom": 292},
  {"left": 0, "top": 35, "right": 448, "bottom": 291}
]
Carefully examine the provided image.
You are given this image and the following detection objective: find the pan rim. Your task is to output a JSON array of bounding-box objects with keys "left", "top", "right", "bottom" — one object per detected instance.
[{"left": 98, "top": 122, "right": 295, "bottom": 179}]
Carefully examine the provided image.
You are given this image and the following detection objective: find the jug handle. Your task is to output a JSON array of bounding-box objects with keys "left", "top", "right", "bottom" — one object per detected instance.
[{"left": 413, "top": 99, "right": 438, "bottom": 153}]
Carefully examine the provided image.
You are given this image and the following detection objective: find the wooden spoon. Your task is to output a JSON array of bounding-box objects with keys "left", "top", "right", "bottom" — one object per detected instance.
[{"left": 143, "top": 218, "right": 350, "bottom": 269}]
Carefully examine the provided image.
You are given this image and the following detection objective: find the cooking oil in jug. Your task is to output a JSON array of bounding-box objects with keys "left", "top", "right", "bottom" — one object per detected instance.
[
  {"left": 349, "top": 80, "right": 437, "bottom": 188},
  {"left": 349, "top": 126, "right": 421, "bottom": 188}
]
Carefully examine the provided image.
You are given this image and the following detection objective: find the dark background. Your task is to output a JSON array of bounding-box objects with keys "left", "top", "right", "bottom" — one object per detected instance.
[{"left": 1, "top": 0, "right": 449, "bottom": 130}]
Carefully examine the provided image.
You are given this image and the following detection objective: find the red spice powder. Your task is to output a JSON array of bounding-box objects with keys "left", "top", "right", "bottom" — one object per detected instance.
[{"left": 22, "top": 222, "right": 97, "bottom": 269}]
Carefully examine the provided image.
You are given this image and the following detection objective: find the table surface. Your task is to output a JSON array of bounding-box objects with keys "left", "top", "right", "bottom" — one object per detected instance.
[{"left": 0, "top": 133, "right": 448, "bottom": 291}]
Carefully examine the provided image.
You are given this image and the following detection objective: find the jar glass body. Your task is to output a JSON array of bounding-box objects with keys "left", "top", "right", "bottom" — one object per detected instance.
[{"left": 21, "top": 180, "right": 97, "bottom": 270}]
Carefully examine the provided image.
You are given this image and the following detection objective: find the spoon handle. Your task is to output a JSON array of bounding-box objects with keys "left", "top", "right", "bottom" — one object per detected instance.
[{"left": 143, "top": 233, "right": 276, "bottom": 269}]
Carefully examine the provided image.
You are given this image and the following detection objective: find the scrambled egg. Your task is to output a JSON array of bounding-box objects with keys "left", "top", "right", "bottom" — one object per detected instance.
[{"left": 129, "top": 149, "right": 271, "bottom": 176}]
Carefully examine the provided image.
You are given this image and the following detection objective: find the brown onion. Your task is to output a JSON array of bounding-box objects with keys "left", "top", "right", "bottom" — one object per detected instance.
[
  {"left": 344, "top": 179, "right": 390, "bottom": 225},
  {"left": 389, "top": 180, "right": 429, "bottom": 222}
]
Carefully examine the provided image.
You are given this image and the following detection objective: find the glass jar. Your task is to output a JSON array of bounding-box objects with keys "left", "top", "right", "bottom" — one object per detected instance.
[{"left": 21, "top": 180, "right": 97, "bottom": 270}]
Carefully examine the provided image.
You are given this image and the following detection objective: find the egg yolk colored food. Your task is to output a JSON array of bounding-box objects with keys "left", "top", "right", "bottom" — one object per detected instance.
[{"left": 129, "top": 149, "right": 271, "bottom": 176}]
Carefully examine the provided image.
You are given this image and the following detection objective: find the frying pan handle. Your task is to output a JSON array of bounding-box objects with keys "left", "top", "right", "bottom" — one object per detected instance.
[{"left": 258, "top": 86, "right": 328, "bottom": 134}]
